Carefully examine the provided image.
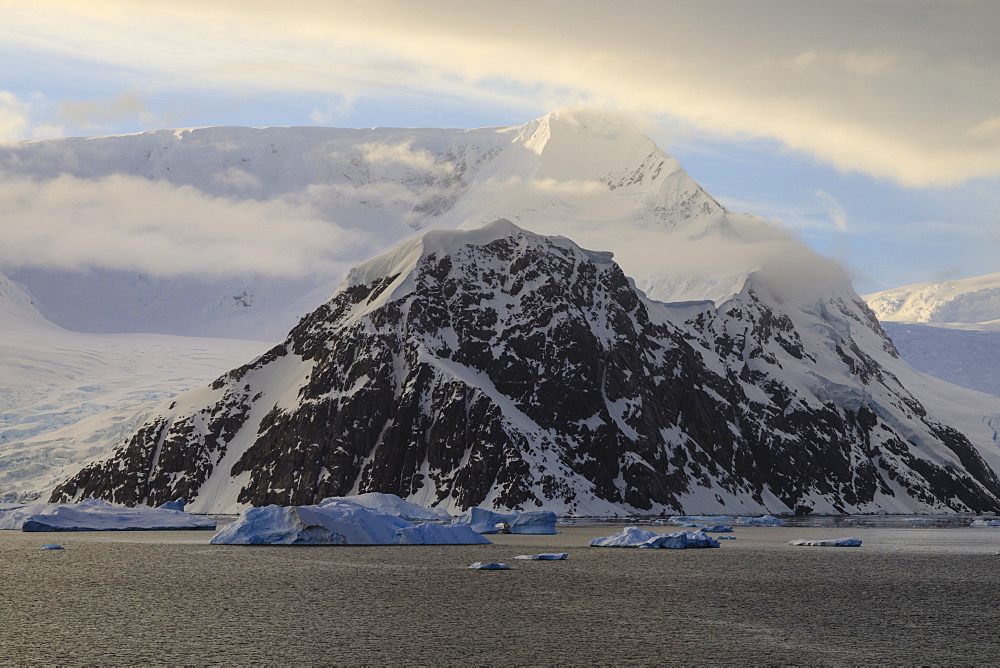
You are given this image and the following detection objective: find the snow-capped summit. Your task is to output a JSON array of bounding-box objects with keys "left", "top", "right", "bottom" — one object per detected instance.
[
  {"left": 865, "top": 273, "right": 1000, "bottom": 328},
  {"left": 864, "top": 273, "right": 1000, "bottom": 397},
  {"left": 0, "top": 109, "right": 730, "bottom": 339}
]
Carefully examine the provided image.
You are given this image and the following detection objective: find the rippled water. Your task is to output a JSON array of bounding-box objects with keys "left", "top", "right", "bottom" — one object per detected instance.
[{"left": 1, "top": 525, "right": 998, "bottom": 664}]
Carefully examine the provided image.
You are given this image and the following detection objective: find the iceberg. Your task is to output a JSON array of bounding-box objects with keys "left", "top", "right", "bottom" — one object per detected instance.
[
  {"left": 158, "top": 499, "right": 186, "bottom": 511},
  {"left": 468, "top": 562, "right": 511, "bottom": 570},
  {"left": 789, "top": 537, "right": 862, "bottom": 547},
  {"left": 676, "top": 522, "right": 734, "bottom": 532},
  {"left": 513, "top": 553, "right": 568, "bottom": 560},
  {"left": 670, "top": 515, "right": 736, "bottom": 524},
  {"left": 0, "top": 498, "right": 216, "bottom": 532},
  {"left": 452, "top": 508, "right": 517, "bottom": 533},
  {"left": 970, "top": 519, "right": 1000, "bottom": 527},
  {"left": 589, "top": 527, "right": 720, "bottom": 549},
  {"left": 452, "top": 508, "right": 557, "bottom": 534},
  {"left": 507, "top": 511, "right": 558, "bottom": 534},
  {"left": 318, "top": 492, "right": 451, "bottom": 522},
  {"left": 210, "top": 502, "right": 491, "bottom": 545},
  {"left": 736, "top": 515, "right": 788, "bottom": 526}
]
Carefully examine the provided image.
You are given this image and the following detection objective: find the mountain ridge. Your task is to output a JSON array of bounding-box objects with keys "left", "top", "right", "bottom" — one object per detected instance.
[{"left": 51, "top": 222, "right": 1000, "bottom": 515}]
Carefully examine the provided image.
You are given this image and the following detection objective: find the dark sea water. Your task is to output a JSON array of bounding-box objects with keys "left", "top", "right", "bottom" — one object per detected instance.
[{"left": 1, "top": 524, "right": 998, "bottom": 665}]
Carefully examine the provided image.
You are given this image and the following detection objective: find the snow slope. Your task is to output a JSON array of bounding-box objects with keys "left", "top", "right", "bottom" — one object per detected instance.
[
  {"left": 865, "top": 274, "right": 1000, "bottom": 397},
  {"left": 0, "top": 271, "right": 269, "bottom": 502},
  {"left": 866, "top": 273, "right": 1000, "bottom": 327}
]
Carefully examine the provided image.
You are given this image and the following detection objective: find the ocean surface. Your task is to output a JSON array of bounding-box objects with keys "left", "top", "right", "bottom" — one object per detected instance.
[{"left": 1, "top": 522, "right": 998, "bottom": 664}]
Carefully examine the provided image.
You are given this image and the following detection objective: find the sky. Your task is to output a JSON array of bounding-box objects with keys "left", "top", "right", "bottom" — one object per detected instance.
[{"left": 1, "top": 0, "right": 998, "bottom": 294}]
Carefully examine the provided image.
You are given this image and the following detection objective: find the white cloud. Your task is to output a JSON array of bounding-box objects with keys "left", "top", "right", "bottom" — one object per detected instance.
[
  {"left": 0, "top": 90, "right": 64, "bottom": 141},
  {"left": 0, "top": 91, "right": 31, "bottom": 141},
  {"left": 2, "top": 1, "right": 999, "bottom": 186},
  {"left": 0, "top": 173, "right": 365, "bottom": 279},
  {"left": 57, "top": 91, "right": 155, "bottom": 131},
  {"left": 815, "top": 190, "right": 849, "bottom": 232}
]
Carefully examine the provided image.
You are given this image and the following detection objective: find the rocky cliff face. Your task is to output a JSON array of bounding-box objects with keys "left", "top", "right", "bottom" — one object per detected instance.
[{"left": 52, "top": 222, "right": 1000, "bottom": 515}]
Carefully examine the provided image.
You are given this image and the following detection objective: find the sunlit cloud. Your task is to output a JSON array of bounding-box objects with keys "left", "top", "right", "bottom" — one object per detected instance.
[
  {"left": 57, "top": 92, "right": 156, "bottom": 132},
  {"left": 0, "top": 90, "right": 64, "bottom": 140},
  {"left": 1, "top": 1, "right": 998, "bottom": 186},
  {"left": 815, "top": 190, "right": 849, "bottom": 232},
  {"left": 0, "top": 173, "right": 365, "bottom": 279}
]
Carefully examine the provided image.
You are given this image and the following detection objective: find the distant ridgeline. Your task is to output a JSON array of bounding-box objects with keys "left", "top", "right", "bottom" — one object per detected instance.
[{"left": 52, "top": 222, "right": 1000, "bottom": 515}]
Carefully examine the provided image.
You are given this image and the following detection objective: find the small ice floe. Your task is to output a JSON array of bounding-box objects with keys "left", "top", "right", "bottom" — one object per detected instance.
[
  {"left": 211, "top": 502, "right": 490, "bottom": 545},
  {"left": 904, "top": 518, "right": 935, "bottom": 526},
  {"left": 468, "top": 562, "right": 511, "bottom": 570},
  {"left": 513, "top": 553, "right": 568, "bottom": 560},
  {"left": 970, "top": 519, "right": 1000, "bottom": 527},
  {"left": 703, "top": 524, "right": 733, "bottom": 533},
  {"left": 0, "top": 498, "right": 216, "bottom": 532},
  {"left": 40, "top": 544, "right": 64, "bottom": 550},
  {"left": 590, "top": 527, "right": 720, "bottom": 549},
  {"left": 670, "top": 515, "right": 735, "bottom": 525},
  {"left": 789, "top": 537, "right": 862, "bottom": 547},
  {"left": 736, "top": 515, "right": 788, "bottom": 527},
  {"left": 716, "top": 535, "right": 737, "bottom": 540}
]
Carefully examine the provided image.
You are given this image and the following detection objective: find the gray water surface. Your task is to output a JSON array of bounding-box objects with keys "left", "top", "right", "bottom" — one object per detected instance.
[{"left": 1, "top": 526, "right": 998, "bottom": 664}]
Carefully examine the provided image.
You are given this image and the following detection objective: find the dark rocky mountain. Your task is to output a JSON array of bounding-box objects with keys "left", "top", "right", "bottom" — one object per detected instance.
[{"left": 52, "top": 221, "right": 1000, "bottom": 515}]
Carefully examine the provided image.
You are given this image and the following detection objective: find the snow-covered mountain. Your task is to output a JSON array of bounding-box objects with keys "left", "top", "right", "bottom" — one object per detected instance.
[
  {"left": 0, "top": 110, "right": 732, "bottom": 339},
  {"left": 53, "top": 222, "right": 1000, "bottom": 515},
  {"left": 866, "top": 273, "right": 1000, "bottom": 327},
  {"left": 865, "top": 274, "right": 1000, "bottom": 397},
  {"left": 6, "top": 110, "right": 1000, "bottom": 512},
  {"left": 0, "top": 270, "right": 269, "bottom": 501}
]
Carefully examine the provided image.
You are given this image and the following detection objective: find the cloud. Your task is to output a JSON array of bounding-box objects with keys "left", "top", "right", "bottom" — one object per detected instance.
[
  {"left": 0, "top": 173, "right": 366, "bottom": 279},
  {"left": 57, "top": 92, "right": 155, "bottom": 130},
  {"left": 815, "top": 190, "right": 849, "bottom": 232},
  {"left": 2, "top": 1, "right": 999, "bottom": 186},
  {"left": 0, "top": 90, "right": 64, "bottom": 140},
  {"left": 0, "top": 91, "right": 31, "bottom": 141}
]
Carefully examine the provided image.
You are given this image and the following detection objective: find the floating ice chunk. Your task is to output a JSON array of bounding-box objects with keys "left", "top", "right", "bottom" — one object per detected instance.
[
  {"left": 318, "top": 492, "right": 451, "bottom": 522},
  {"left": 681, "top": 524, "right": 734, "bottom": 532},
  {"left": 589, "top": 527, "right": 720, "bottom": 549},
  {"left": 670, "top": 515, "right": 736, "bottom": 524},
  {"left": 453, "top": 508, "right": 558, "bottom": 534},
  {"left": 736, "top": 515, "right": 788, "bottom": 526},
  {"left": 970, "top": 519, "right": 1000, "bottom": 527},
  {"left": 158, "top": 499, "right": 186, "bottom": 511},
  {"left": 397, "top": 521, "right": 488, "bottom": 545},
  {"left": 513, "top": 553, "right": 568, "bottom": 560},
  {"left": 0, "top": 499, "right": 215, "bottom": 532},
  {"left": 40, "top": 543, "right": 63, "bottom": 550},
  {"left": 211, "top": 503, "right": 490, "bottom": 545},
  {"left": 468, "top": 562, "right": 511, "bottom": 570},
  {"left": 716, "top": 535, "right": 737, "bottom": 540},
  {"left": 452, "top": 508, "right": 517, "bottom": 534},
  {"left": 789, "top": 537, "right": 862, "bottom": 547},
  {"left": 508, "top": 511, "right": 558, "bottom": 534}
]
